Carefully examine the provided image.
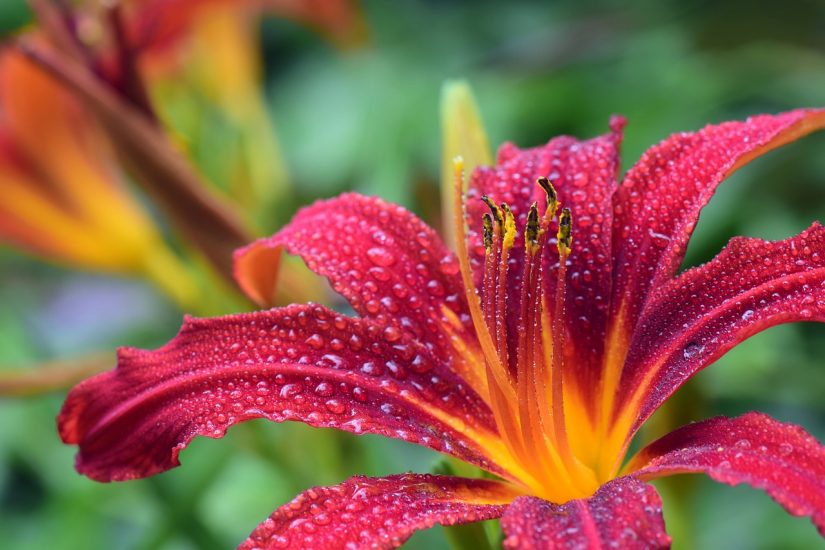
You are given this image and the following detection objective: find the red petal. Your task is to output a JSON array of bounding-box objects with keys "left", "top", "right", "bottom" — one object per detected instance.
[
  {"left": 464, "top": 118, "right": 624, "bottom": 392},
  {"left": 618, "top": 223, "right": 825, "bottom": 431},
  {"left": 58, "top": 304, "right": 512, "bottom": 482},
  {"left": 629, "top": 412, "right": 825, "bottom": 536},
  {"left": 611, "top": 108, "right": 825, "bottom": 334},
  {"left": 501, "top": 476, "right": 671, "bottom": 549},
  {"left": 239, "top": 474, "right": 514, "bottom": 550},
  {"left": 234, "top": 193, "right": 476, "bottom": 358}
]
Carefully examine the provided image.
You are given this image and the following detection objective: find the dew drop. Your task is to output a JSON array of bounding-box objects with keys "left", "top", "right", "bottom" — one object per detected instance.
[
  {"left": 368, "top": 267, "right": 391, "bottom": 281},
  {"left": 366, "top": 247, "right": 396, "bottom": 267},
  {"left": 352, "top": 386, "right": 368, "bottom": 402},
  {"left": 313, "top": 512, "right": 331, "bottom": 526},
  {"left": 410, "top": 354, "right": 432, "bottom": 373},
  {"left": 383, "top": 326, "right": 402, "bottom": 343},
  {"left": 280, "top": 383, "right": 302, "bottom": 399},
  {"left": 325, "top": 399, "right": 346, "bottom": 414},
  {"left": 314, "top": 382, "right": 334, "bottom": 397},
  {"left": 305, "top": 334, "right": 325, "bottom": 349},
  {"left": 439, "top": 257, "right": 459, "bottom": 275},
  {"left": 426, "top": 279, "right": 445, "bottom": 296},
  {"left": 360, "top": 362, "right": 384, "bottom": 376}
]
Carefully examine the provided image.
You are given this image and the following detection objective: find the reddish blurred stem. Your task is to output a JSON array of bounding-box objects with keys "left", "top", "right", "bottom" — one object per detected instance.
[
  {"left": 107, "top": 2, "right": 157, "bottom": 121},
  {"left": 28, "top": 0, "right": 91, "bottom": 66},
  {"left": 16, "top": 40, "right": 253, "bottom": 282}
]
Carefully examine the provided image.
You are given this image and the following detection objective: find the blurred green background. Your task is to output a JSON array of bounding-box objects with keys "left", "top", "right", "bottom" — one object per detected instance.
[{"left": 2, "top": 0, "right": 824, "bottom": 548}]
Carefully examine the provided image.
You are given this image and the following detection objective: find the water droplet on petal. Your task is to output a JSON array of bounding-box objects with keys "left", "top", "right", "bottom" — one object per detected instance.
[
  {"left": 352, "top": 386, "right": 367, "bottom": 402},
  {"left": 280, "top": 383, "right": 302, "bottom": 399},
  {"left": 383, "top": 326, "right": 402, "bottom": 343},
  {"left": 305, "top": 334, "right": 325, "bottom": 349},
  {"left": 367, "top": 247, "right": 396, "bottom": 267},
  {"left": 314, "top": 382, "right": 334, "bottom": 397},
  {"left": 325, "top": 399, "right": 346, "bottom": 414}
]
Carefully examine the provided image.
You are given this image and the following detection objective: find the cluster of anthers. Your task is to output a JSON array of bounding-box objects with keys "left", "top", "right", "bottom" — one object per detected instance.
[{"left": 455, "top": 166, "right": 599, "bottom": 502}]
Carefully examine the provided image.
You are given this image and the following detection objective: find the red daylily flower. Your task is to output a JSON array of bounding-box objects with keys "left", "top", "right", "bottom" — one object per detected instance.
[{"left": 59, "top": 109, "right": 825, "bottom": 548}]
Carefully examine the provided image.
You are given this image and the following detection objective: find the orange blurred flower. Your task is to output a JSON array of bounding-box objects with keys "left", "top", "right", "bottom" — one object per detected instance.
[{"left": 0, "top": 45, "right": 195, "bottom": 307}]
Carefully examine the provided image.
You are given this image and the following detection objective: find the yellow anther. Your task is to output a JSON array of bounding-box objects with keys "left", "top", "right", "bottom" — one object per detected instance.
[
  {"left": 537, "top": 177, "right": 559, "bottom": 218},
  {"left": 482, "top": 213, "right": 494, "bottom": 250},
  {"left": 557, "top": 207, "right": 573, "bottom": 256},
  {"left": 501, "top": 203, "right": 517, "bottom": 249}
]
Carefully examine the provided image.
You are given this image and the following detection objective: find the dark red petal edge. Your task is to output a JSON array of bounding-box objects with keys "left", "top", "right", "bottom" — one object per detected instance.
[
  {"left": 619, "top": 222, "right": 825, "bottom": 430},
  {"left": 239, "top": 474, "right": 514, "bottom": 550},
  {"left": 58, "top": 304, "right": 507, "bottom": 482},
  {"left": 628, "top": 412, "right": 825, "bottom": 536},
  {"left": 501, "top": 476, "right": 671, "bottom": 549},
  {"left": 464, "top": 118, "right": 624, "bottom": 391},
  {"left": 611, "top": 108, "right": 825, "bottom": 334}
]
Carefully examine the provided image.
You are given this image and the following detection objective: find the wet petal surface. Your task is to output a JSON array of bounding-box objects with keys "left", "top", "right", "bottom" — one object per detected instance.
[
  {"left": 240, "top": 474, "right": 514, "bottom": 550},
  {"left": 619, "top": 223, "right": 825, "bottom": 432},
  {"left": 629, "top": 412, "right": 825, "bottom": 536},
  {"left": 234, "top": 193, "right": 483, "bottom": 390},
  {"left": 501, "top": 476, "right": 670, "bottom": 549},
  {"left": 58, "top": 304, "right": 514, "bottom": 482},
  {"left": 610, "top": 108, "right": 825, "bottom": 336}
]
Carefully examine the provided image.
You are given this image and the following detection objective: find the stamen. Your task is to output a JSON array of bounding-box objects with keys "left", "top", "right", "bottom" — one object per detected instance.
[
  {"left": 482, "top": 213, "right": 494, "bottom": 250},
  {"left": 495, "top": 203, "right": 516, "bottom": 372},
  {"left": 516, "top": 203, "right": 554, "bottom": 475},
  {"left": 557, "top": 207, "right": 572, "bottom": 256},
  {"left": 500, "top": 203, "right": 517, "bottom": 249},
  {"left": 537, "top": 177, "right": 558, "bottom": 221},
  {"left": 525, "top": 201, "right": 540, "bottom": 251},
  {"left": 551, "top": 208, "right": 575, "bottom": 463},
  {"left": 481, "top": 196, "right": 502, "bottom": 225},
  {"left": 450, "top": 159, "right": 526, "bottom": 466}
]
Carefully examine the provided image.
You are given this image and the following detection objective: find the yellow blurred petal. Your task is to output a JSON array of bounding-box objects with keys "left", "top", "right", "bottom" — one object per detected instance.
[
  {"left": 0, "top": 48, "right": 161, "bottom": 268},
  {"left": 186, "top": 5, "right": 290, "bottom": 211},
  {"left": 190, "top": 5, "right": 260, "bottom": 117},
  {"left": 440, "top": 80, "right": 492, "bottom": 248}
]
